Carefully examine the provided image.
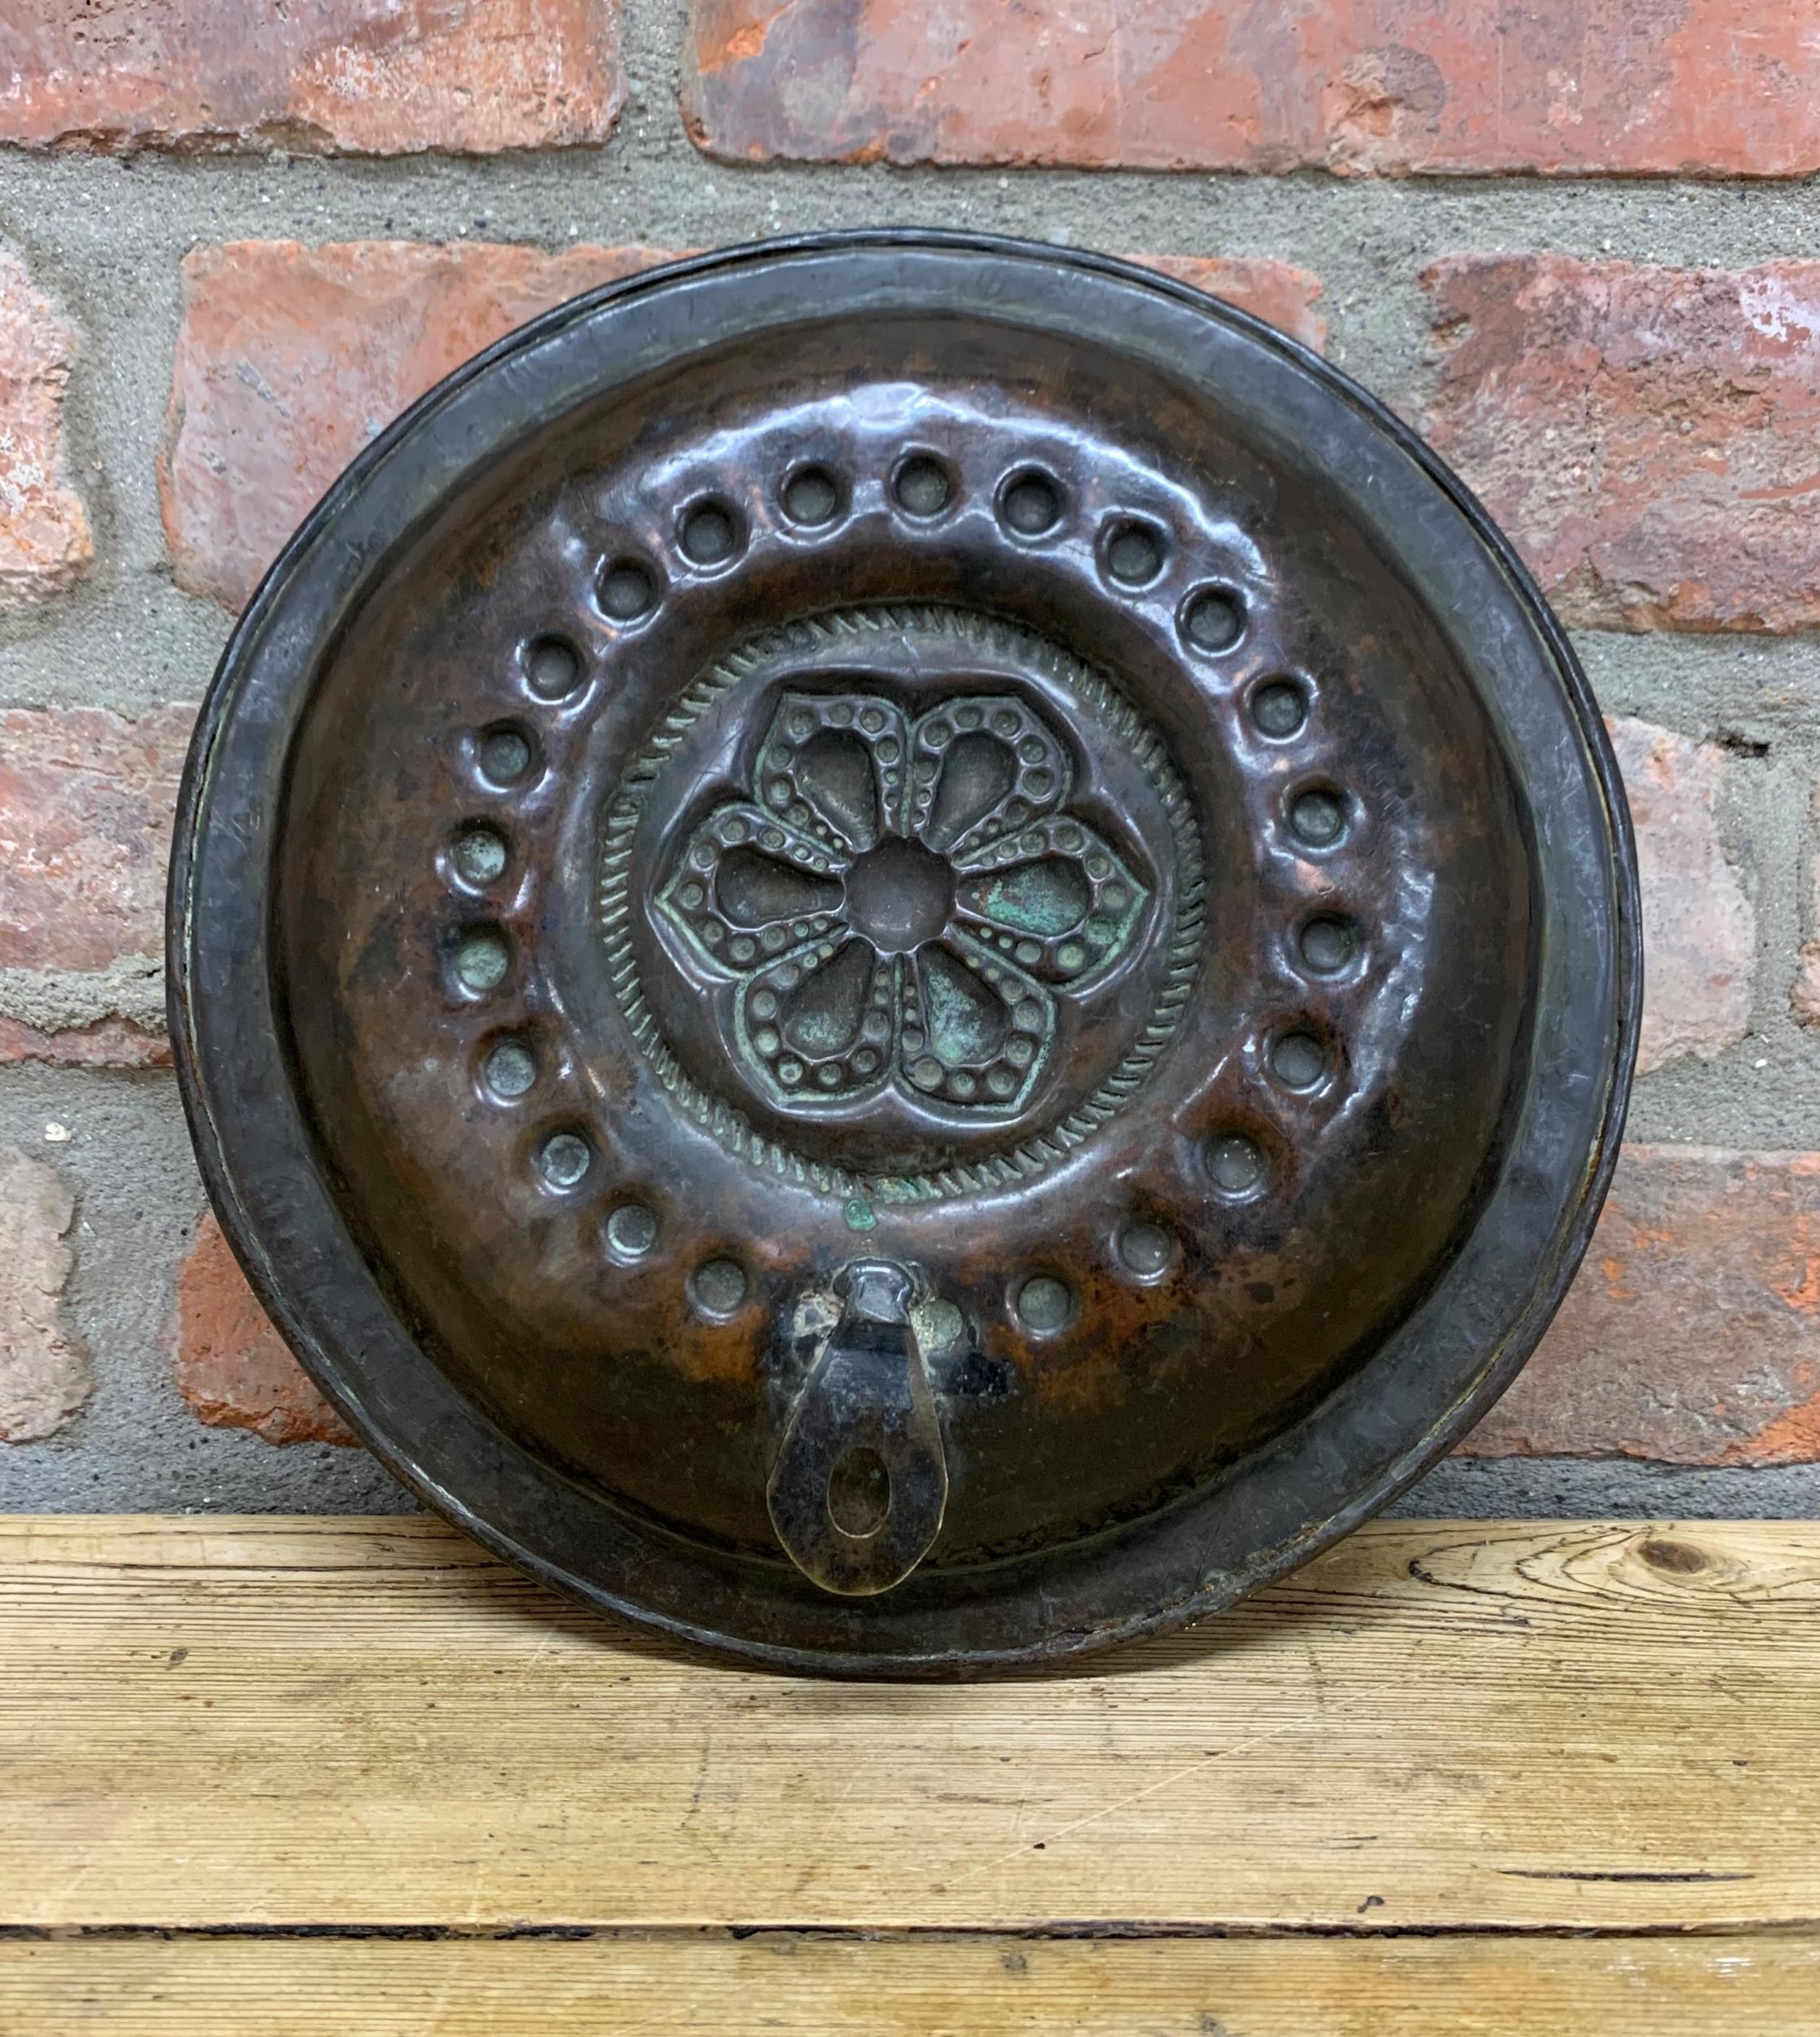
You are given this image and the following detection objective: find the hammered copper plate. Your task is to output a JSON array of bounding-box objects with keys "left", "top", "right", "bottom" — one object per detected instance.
[{"left": 169, "top": 232, "right": 1640, "bottom": 1674}]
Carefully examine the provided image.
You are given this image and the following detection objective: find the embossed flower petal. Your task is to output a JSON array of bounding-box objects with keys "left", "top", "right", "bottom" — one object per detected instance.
[
  {"left": 950, "top": 816, "right": 1150, "bottom": 989},
  {"left": 898, "top": 933, "right": 1054, "bottom": 1113},
  {"left": 657, "top": 802, "right": 846, "bottom": 977},
  {"left": 755, "top": 693, "right": 911, "bottom": 857},
  {"left": 908, "top": 695, "right": 1072, "bottom": 861},
  {"left": 737, "top": 935, "right": 899, "bottom": 1104}
]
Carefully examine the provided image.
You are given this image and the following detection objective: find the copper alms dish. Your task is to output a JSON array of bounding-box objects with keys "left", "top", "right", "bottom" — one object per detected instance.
[{"left": 170, "top": 233, "right": 1639, "bottom": 1674}]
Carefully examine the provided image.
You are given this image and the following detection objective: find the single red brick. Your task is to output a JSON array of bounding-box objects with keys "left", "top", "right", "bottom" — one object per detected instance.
[
  {"left": 684, "top": 1, "right": 1820, "bottom": 176},
  {"left": 0, "top": 1146, "right": 90, "bottom": 1442},
  {"left": 160, "top": 240, "right": 686, "bottom": 611},
  {"left": 1134, "top": 256, "right": 1325, "bottom": 352},
  {"left": 1462, "top": 1146, "right": 1820, "bottom": 1464},
  {"left": 1608, "top": 718, "right": 1755, "bottom": 1076},
  {"left": 0, "top": 249, "right": 90, "bottom": 606},
  {"left": 0, "top": 1016, "right": 170, "bottom": 1068},
  {"left": 1425, "top": 256, "right": 1820, "bottom": 632},
  {"left": 171, "top": 1214, "right": 356, "bottom": 1447},
  {"left": 0, "top": 704, "right": 196, "bottom": 974},
  {"left": 0, "top": 0, "right": 622, "bottom": 154}
]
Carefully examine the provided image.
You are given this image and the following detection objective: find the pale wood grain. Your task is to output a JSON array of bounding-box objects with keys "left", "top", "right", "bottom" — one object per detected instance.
[
  {"left": 2, "top": 1934, "right": 1817, "bottom": 2037},
  {"left": 2, "top": 1517, "right": 1816, "bottom": 1933}
]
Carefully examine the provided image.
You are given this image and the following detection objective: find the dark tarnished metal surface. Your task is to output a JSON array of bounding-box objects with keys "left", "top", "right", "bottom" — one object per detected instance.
[{"left": 169, "top": 232, "right": 1640, "bottom": 1675}]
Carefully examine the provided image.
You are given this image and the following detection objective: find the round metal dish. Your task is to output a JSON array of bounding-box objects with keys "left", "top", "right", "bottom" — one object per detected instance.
[{"left": 169, "top": 231, "right": 1640, "bottom": 1676}]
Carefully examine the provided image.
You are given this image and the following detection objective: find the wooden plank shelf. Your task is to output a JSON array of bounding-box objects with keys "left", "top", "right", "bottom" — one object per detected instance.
[{"left": 2, "top": 1516, "right": 1817, "bottom": 2033}]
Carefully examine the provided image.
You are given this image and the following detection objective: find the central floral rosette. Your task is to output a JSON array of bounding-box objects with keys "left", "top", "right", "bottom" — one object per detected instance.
[{"left": 655, "top": 689, "right": 1150, "bottom": 1115}]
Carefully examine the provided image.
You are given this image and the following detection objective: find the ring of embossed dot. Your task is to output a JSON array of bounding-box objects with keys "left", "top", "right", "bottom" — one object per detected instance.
[{"left": 170, "top": 235, "right": 1640, "bottom": 1675}]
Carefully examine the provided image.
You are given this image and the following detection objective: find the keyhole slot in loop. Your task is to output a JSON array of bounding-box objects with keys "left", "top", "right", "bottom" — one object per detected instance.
[{"left": 826, "top": 1444, "right": 893, "bottom": 1538}]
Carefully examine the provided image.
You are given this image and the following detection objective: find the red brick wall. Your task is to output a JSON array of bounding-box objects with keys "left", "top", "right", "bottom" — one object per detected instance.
[{"left": 1, "top": 0, "right": 1815, "bottom": 1498}]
